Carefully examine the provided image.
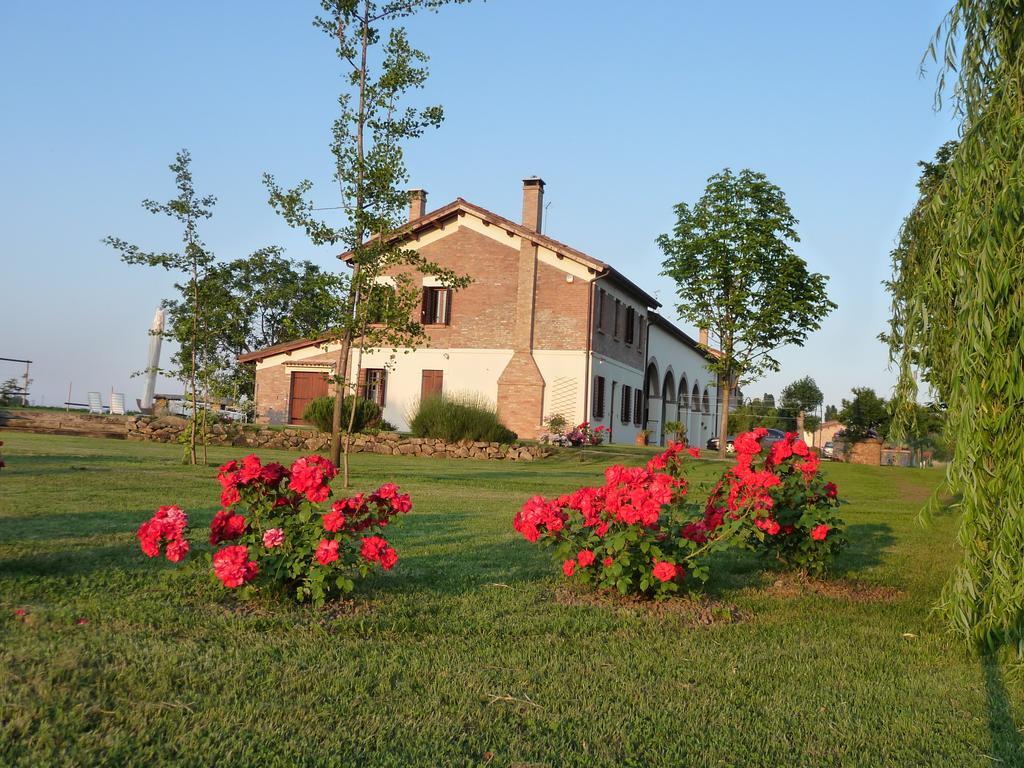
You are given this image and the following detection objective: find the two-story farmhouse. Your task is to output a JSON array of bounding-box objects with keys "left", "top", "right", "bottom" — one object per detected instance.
[{"left": 240, "top": 179, "right": 725, "bottom": 447}]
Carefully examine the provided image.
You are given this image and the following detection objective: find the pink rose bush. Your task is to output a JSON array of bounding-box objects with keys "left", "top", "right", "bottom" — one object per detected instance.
[
  {"left": 137, "top": 453, "right": 413, "bottom": 606},
  {"left": 515, "top": 430, "right": 846, "bottom": 596}
]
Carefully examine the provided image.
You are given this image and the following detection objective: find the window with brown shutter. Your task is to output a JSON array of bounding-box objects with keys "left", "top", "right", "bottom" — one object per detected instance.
[
  {"left": 613, "top": 300, "right": 621, "bottom": 339},
  {"left": 624, "top": 306, "right": 635, "bottom": 345},
  {"left": 596, "top": 289, "right": 606, "bottom": 333},
  {"left": 637, "top": 316, "right": 645, "bottom": 355},
  {"left": 592, "top": 376, "right": 605, "bottom": 418},
  {"left": 360, "top": 368, "right": 386, "bottom": 407},
  {"left": 633, "top": 389, "right": 643, "bottom": 426},
  {"left": 621, "top": 385, "right": 632, "bottom": 424},
  {"left": 421, "top": 287, "right": 451, "bottom": 325},
  {"left": 421, "top": 369, "right": 443, "bottom": 401}
]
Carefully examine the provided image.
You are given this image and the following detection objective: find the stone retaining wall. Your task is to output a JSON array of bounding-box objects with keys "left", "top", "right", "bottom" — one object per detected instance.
[{"left": 126, "top": 416, "right": 549, "bottom": 461}]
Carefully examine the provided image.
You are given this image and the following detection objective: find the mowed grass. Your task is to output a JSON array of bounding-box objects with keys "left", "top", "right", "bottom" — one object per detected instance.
[{"left": 1, "top": 433, "right": 1022, "bottom": 767}]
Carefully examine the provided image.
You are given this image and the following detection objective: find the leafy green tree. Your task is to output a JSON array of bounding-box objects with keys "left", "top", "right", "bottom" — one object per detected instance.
[
  {"left": 886, "top": 1, "right": 1024, "bottom": 649},
  {"left": 780, "top": 375, "right": 824, "bottom": 434},
  {"left": 658, "top": 168, "right": 837, "bottom": 457},
  {"left": 728, "top": 400, "right": 781, "bottom": 434},
  {"left": 837, "top": 387, "right": 889, "bottom": 443},
  {"left": 106, "top": 150, "right": 216, "bottom": 465},
  {"left": 164, "top": 249, "right": 347, "bottom": 405},
  {"left": 824, "top": 403, "right": 838, "bottom": 422},
  {"left": 263, "top": 0, "right": 470, "bottom": 486}
]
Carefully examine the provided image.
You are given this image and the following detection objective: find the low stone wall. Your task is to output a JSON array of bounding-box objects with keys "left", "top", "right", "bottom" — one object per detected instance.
[
  {"left": 0, "top": 408, "right": 130, "bottom": 439},
  {"left": 126, "top": 416, "right": 549, "bottom": 461}
]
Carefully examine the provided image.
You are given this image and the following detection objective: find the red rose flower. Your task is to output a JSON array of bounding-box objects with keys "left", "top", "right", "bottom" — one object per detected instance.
[
  {"left": 360, "top": 536, "right": 388, "bottom": 563},
  {"left": 562, "top": 559, "right": 576, "bottom": 577},
  {"left": 687, "top": 447, "right": 700, "bottom": 459},
  {"left": 811, "top": 524, "right": 830, "bottom": 541},
  {"left": 165, "top": 538, "right": 190, "bottom": 563},
  {"left": 754, "top": 516, "right": 781, "bottom": 536},
  {"left": 315, "top": 539, "right": 340, "bottom": 565},
  {"left": 602, "top": 557, "right": 614, "bottom": 568},
  {"left": 652, "top": 561, "right": 677, "bottom": 582},
  {"left": 212, "top": 545, "right": 259, "bottom": 588},
  {"left": 262, "top": 528, "right": 284, "bottom": 548},
  {"left": 380, "top": 547, "right": 398, "bottom": 571},
  {"left": 288, "top": 455, "right": 337, "bottom": 503},
  {"left": 577, "top": 550, "right": 596, "bottom": 567},
  {"left": 209, "top": 509, "right": 247, "bottom": 545},
  {"left": 824, "top": 482, "right": 838, "bottom": 498},
  {"left": 323, "top": 507, "right": 346, "bottom": 532}
]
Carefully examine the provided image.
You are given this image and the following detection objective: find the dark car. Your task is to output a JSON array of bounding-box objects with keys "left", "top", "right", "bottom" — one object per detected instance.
[{"left": 707, "top": 428, "right": 786, "bottom": 454}]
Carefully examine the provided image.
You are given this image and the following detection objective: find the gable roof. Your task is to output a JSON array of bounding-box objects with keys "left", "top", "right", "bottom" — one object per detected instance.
[
  {"left": 646, "top": 311, "right": 719, "bottom": 363},
  {"left": 339, "top": 198, "right": 661, "bottom": 309},
  {"left": 237, "top": 336, "right": 332, "bottom": 364}
]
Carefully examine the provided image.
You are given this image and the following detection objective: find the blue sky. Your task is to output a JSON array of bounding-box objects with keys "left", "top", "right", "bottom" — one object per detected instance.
[{"left": 0, "top": 0, "right": 956, "bottom": 411}]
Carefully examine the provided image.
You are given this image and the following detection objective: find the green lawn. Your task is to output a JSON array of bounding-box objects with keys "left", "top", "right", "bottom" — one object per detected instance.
[{"left": 1, "top": 432, "right": 1021, "bottom": 767}]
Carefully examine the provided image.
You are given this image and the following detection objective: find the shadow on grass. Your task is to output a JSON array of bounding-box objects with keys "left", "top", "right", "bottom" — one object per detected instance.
[
  {"left": 0, "top": 542, "right": 149, "bottom": 578},
  {"left": 836, "top": 522, "right": 897, "bottom": 575},
  {"left": 983, "top": 652, "right": 1024, "bottom": 765},
  {"left": 0, "top": 509, "right": 219, "bottom": 541}
]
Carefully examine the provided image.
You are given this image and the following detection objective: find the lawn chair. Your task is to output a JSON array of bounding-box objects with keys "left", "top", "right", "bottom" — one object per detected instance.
[
  {"left": 87, "top": 392, "right": 104, "bottom": 414},
  {"left": 110, "top": 393, "right": 126, "bottom": 415}
]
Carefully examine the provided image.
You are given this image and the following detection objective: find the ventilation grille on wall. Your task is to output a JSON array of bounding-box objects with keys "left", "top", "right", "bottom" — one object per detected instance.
[{"left": 549, "top": 377, "right": 577, "bottom": 421}]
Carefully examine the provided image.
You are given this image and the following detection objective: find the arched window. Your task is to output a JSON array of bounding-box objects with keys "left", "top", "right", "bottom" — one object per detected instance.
[
  {"left": 662, "top": 372, "right": 676, "bottom": 404},
  {"left": 691, "top": 382, "right": 701, "bottom": 412},
  {"left": 702, "top": 388, "right": 710, "bottom": 414},
  {"left": 645, "top": 363, "right": 660, "bottom": 399},
  {"left": 678, "top": 376, "right": 689, "bottom": 409}
]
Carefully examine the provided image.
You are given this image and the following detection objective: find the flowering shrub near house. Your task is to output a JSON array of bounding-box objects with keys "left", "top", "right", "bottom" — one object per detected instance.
[
  {"left": 514, "top": 443, "right": 745, "bottom": 597},
  {"left": 706, "top": 428, "right": 845, "bottom": 576},
  {"left": 137, "top": 454, "right": 412, "bottom": 606},
  {"left": 515, "top": 430, "right": 846, "bottom": 596},
  {"left": 540, "top": 421, "right": 607, "bottom": 447}
]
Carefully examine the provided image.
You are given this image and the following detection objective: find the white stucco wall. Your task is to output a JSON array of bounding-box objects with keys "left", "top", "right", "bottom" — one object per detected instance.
[
  {"left": 646, "top": 324, "right": 719, "bottom": 448},
  {"left": 588, "top": 353, "right": 645, "bottom": 445},
  {"left": 534, "top": 350, "right": 589, "bottom": 429},
  {"left": 348, "top": 347, "right": 514, "bottom": 432}
]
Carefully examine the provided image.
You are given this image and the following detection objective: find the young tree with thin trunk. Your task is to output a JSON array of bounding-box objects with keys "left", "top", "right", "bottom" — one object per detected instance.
[
  {"left": 264, "top": 0, "right": 469, "bottom": 486},
  {"left": 657, "top": 169, "right": 836, "bottom": 458},
  {"left": 106, "top": 150, "right": 215, "bottom": 466},
  {"left": 779, "top": 375, "right": 824, "bottom": 436}
]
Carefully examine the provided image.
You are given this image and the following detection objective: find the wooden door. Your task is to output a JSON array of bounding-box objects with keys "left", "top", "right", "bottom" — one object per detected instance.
[
  {"left": 420, "top": 369, "right": 443, "bottom": 401},
  {"left": 289, "top": 371, "right": 329, "bottom": 424}
]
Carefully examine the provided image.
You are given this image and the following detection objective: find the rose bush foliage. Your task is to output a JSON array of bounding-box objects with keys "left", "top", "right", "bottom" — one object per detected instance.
[
  {"left": 514, "top": 444, "right": 746, "bottom": 597},
  {"left": 137, "top": 453, "right": 412, "bottom": 605},
  {"left": 707, "top": 428, "right": 845, "bottom": 576},
  {"left": 515, "top": 430, "right": 845, "bottom": 596}
]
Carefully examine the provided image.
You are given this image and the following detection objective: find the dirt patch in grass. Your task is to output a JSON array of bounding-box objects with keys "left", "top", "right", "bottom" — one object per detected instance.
[
  {"left": 553, "top": 584, "right": 747, "bottom": 625},
  {"left": 761, "top": 573, "right": 905, "bottom": 603}
]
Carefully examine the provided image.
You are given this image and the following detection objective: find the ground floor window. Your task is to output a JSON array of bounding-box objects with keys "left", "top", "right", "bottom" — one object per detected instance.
[
  {"left": 633, "top": 389, "right": 643, "bottom": 426},
  {"left": 358, "top": 368, "right": 387, "bottom": 407},
  {"left": 592, "top": 376, "right": 606, "bottom": 418},
  {"left": 621, "top": 385, "right": 632, "bottom": 424}
]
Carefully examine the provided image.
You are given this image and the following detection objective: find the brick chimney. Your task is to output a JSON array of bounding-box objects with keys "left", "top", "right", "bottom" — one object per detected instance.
[
  {"left": 408, "top": 189, "right": 427, "bottom": 222},
  {"left": 699, "top": 328, "right": 709, "bottom": 347},
  {"left": 521, "top": 177, "right": 544, "bottom": 232}
]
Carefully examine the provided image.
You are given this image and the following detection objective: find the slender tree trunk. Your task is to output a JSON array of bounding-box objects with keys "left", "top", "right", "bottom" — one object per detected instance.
[
  {"left": 718, "top": 372, "right": 731, "bottom": 461},
  {"left": 331, "top": 2, "right": 371, "bottom": 480},
  {"left": 189, "top": 256, "right": 199, "bottom": 466}
]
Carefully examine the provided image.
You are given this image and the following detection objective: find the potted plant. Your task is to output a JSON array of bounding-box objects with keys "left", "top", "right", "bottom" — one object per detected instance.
[
  {"left": 635, "top": 428, "right": 652, "bottom": 446},
  {"left": 664, "top": 420, "right": 686, "bottom": 445}
]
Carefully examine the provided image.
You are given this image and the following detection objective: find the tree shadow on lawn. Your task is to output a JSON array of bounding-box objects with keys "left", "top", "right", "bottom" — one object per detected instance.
[
  {"left": 0, "top": 508, "right": 218, "bottom": 542},
  {"left": 834, "top": 522, "right": 897, "bottom": 576},
  {"left": 982, "top": 652, "right": 1024, "bottom": 765},
  {"left": 0, "top": 542, "right": 150, "bottom": 579}
]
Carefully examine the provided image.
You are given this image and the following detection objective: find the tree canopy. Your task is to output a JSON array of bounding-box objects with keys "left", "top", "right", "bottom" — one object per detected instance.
[
  {"left": 658, "top": 168, "right": 836, "bottom": 455},
  {"left": 780, "top": 376, "right": 824, "bottom": 434}
]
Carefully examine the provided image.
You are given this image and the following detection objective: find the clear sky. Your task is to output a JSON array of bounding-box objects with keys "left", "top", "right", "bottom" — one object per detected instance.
[{"left": 0, "top": 0, "right": 956, "bottom": 412}]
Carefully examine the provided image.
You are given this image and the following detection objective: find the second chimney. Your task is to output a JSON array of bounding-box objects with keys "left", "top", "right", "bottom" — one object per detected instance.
[
  {"left": 408, "top": 189, "right": 427, "bottom": 222},
  {"left": 699, "top": 328, "right": 709, "bottom": 347},
  {"left": 522, "top": 177, "right": 545, "bottom": 232}
]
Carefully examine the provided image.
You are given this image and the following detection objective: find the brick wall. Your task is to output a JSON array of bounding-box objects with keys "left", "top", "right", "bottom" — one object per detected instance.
[{"left": 534, "top": 260, "right": 590, "bottom": 350}]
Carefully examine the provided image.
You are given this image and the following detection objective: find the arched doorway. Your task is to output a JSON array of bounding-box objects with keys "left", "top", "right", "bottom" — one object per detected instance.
[
  {"left": 643, "top": 362, "right": 660, "bottom": 441},
  {"left": 661, "top": 370, "right": 676, "bottom": 445}
]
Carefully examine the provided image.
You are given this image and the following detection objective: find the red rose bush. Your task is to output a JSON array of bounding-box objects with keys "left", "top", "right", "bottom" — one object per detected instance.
[
  {"left": 706, "top": 428, "right": 846, "bottom": 576},
  {"left": 137, "top": 453, "right": 412, "bottom": 606},
  {"left": 514, "top": 443, "right": 745, "bottom": 597},
  {"left": 515, "top": 430, "right": 846, "bottom": 596}
]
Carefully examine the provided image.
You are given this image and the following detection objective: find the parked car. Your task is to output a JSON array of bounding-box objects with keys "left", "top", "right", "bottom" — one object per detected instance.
[
  {"left": 823, "top": 441, "right": 835, "bottom": 459},
  {"left": 707, "top": 428, "right": 786, "bottom": 454}
]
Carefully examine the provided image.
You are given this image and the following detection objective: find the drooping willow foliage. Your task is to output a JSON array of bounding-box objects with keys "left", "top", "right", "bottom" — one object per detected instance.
[{"left": 886, "top": 2, "right": 1024, "bottom": 650}]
